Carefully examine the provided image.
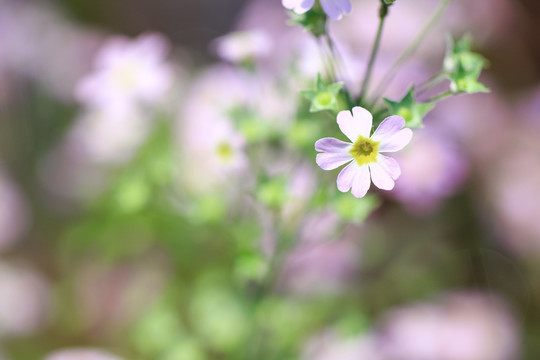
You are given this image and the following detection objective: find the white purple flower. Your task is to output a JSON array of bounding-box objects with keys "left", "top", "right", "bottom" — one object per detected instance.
[
  {"left": 76, "top": 32, "right": 173, "bottom": 109},
  {"left": 282, "top": 0, "right": 352, "bottom": 20},
  {"left": 315, "top": 106, "right": 412, "bottom": 198}
]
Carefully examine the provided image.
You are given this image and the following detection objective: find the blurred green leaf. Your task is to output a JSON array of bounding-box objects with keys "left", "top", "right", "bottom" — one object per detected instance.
[{"left": 384, "top": 87, "right": 435, "bottom": 128}]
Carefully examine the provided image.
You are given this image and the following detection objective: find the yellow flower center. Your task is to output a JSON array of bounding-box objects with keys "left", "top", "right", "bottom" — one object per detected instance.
[
  {"left": 315, "top": 92, "right": 333, "bottom": 107},
  {"left": 216, "top": 142, "right": 234, "bottom": 162},
  {"left": 349, "top": 136, "right": 379, "bottom": 166}
]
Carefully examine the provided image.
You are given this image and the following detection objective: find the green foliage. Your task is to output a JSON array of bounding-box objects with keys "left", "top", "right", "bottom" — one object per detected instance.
[
  {"left": 189, "top": 283, "right": 250, "bottom": 352},
  {"left": 444, "top": 35, "right": 490, "bottom": 94},
  {"left": 257, "top": 177, "right": 288, "bottom": 209},
  {"left": 384, "top": 87, "right": 435, "bottom": 128},
  {"left": 287, "top": 6, "right": 327, "bottom": 36},
  {"left": 333, "top": 193, "right": 381, "bottom": 223},
  {"left": 301, "top": 74, "right": 344, "bottom": 113}
]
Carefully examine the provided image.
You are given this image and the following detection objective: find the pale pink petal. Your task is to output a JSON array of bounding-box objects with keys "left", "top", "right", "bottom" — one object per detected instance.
[
  {"left": 369, "top": 162, "right": 395, "bottom": 190},
  {"left": 337, "top": 161, "right": 357, "bottom": 192},
  {"left": 282, "top": 0, "right": 315, "bottom": 13},
  {"left": 320, "top": 0, "right": 342, "bottom": 19},
  {"left": 316, "top": 152, "right": 352, "bottom": 170},
  {"left": 334, "top": 0, "right": 352, "bottom": 14},
  {"left": 351, "top": 165, "right": 371, "bottom": 198},
  {"left": 352, "top": 106, "right": 372, "bottom": 137},
  {"left": 377, "top": 154, "right": 401, "bottom": 180},
  {"left": 315, "top": 137, "right": 352, "bottom": 153},
  {"left": 371, "top": 116, "right": 405, "bottom": 143},
  {"left": 378, "top": 128, "right": 413, "bottom": 153},
  {"left": 337, "top": 106, "right": 372, "bottom": 142}
]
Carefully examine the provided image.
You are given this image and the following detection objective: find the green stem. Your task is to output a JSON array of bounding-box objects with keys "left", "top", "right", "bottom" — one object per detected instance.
[
  {"left": 358, "top": 3, "right": 389, "bottom": 105},
  {"left": 316, "top": 36, "right": 336, "bottom": 83},
  {"left": 416, "top": 72, "right": 445, "bottom": 95},
  {"left": 370, "top": 0, "right": 453, "bottom": 103},
  {"left": 424, "top": 90, "right": 452, "bottom": 103},
  {"left": 325, "top": 35, "right": 354, "bottom": 108}
]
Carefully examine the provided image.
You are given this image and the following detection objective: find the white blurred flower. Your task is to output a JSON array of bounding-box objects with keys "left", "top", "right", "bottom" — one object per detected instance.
[
  {"left": 76, "top": 32, "right": 173, "bottom": 109},
  {"left": 68, "top": 106, "right": 150, "bottom": 165},
  {"left": 45, "top": 349, "right": 124, "bottom": 360},
  {"left": 214, "top": 30, "right": 272, "bottom": 63},
  {"left": 378, "top": 293, "right": 519, "bottom": 360},
  {"left": 302, "top": 331, "right": 382, "bottom": 360},
  {"left": 180, "top": 112, "right": 248, "bottom": 194},
  {"left": 0, "top": 263, "right": 50, "bottom": 337}
]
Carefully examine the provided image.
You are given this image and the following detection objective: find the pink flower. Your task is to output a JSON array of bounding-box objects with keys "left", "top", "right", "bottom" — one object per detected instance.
[
  {"left": 315, "top": 106, "right": 413, "bottom": 198},
  {"left": 76, "top": 32, "right": 173, "bottom": 109}
]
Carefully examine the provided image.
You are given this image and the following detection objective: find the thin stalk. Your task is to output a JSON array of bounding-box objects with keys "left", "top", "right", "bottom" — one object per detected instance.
[
  {"left": 325, "top": 34, "right": 354, "bottom": 108},
  {"left": 358, "top": 3, "right": 389, "bottom": 105},
  {"left": 371, "top": 0, "right": 453, "bottom": 102},
  {"left": 316, "top": 36, "right": 336, "bottom": 82},
  {"left": 424, "top": 90, "right": 452, "bottom": 103},
  {"left": 416, "top": 72, "right": 445, "bottom": 95}
]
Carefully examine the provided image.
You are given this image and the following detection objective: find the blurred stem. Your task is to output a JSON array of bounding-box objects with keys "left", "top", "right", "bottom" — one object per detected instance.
[
  {"left": 416, "top": 72, "right": 446, "bottom": 95},
  {"left": 316, "top": 36, "right": 337, "bottom": 82},
  {"left": 325, "top": 34, "right": 354, "bottom": 108},
  {"left": 424, "top": 90, "right": 452, "bottom": 103},
  {"left": 358, "top": 3, "right": 389, "bottom": 105},
  {"left": 370, "top": 0, "right": 453, "bottom": 103},
  {"left": 245, "top": 209, "right": 295, "bottom": 360}
]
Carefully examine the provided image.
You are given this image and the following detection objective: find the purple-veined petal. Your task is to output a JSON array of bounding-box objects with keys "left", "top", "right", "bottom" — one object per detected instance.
[
  {"left": 378, "top": 128, "right": 413, "bottom": 153},
  {"left": 315, "top": 137, "right": 352, "bottom": 153},
  {"left": 351, "top": 164, "right": 371, "bottom": 198},
  {"left": 377, "top": 154, "right": 401, "bottom": 180},
  {"left": 316, "top": 152, "right": 352, "bottom": 170},
  {"left": 337, "top": 107, "right": 372, "bottom": 142},
  {"left": 371, "top": 116, "right": 405, "bottom": 143},
  {"left": 369, "top": 162, "right": 395, "bottom": 190},
  {"left": 337, "top": 161, "right": 357, "bottom": 192}
]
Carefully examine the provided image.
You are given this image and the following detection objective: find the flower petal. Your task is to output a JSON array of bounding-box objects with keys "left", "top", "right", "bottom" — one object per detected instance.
[
  {"left": 378, "top": 128, "right": 413, "bottom": 153},
  {"left": 337, "top": 106, "right": 372, "bottom": 142},
  {"left": 351, "top": 164, "right": 371, "bottom": 198},
  {"left": 282, "top": 0, "right": 315, "bottom": 13},
  {"left": 334, "top": 0, "right": 352, "bottom": 14},
  {"left": 337, "top": 161, "right": 357, "bottom": 192},
  {"left": 371, "top": 116, "right": 405, "bottom": 143},
  {"left": 377, "top": 154, "right": 401, "bottom": 180},
  {"left": 320, "top": 0, "right": 342, "bottom": 19},
  {"left": 316, "top": 152, "right": 352, "bottom": 170},
  {"left": 369, "top": 162, "right": 395, "bottom": 190},
  {"left": 315, "top": 137, "right": 352, "bottom": 153}
]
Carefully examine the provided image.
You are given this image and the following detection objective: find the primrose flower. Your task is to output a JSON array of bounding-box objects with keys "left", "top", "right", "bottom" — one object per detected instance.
[
  {"left": 315, "top": 107, "right": 412, "bottom": 198},
  {"left": 282, "top": 0, "right": 352, "bottom": 20},
  {"left": 76, "top": 32, "right": 173, "bottom": 109},
  {"left": 214, "top": 30, "right": 272, "bottom": 63}
]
